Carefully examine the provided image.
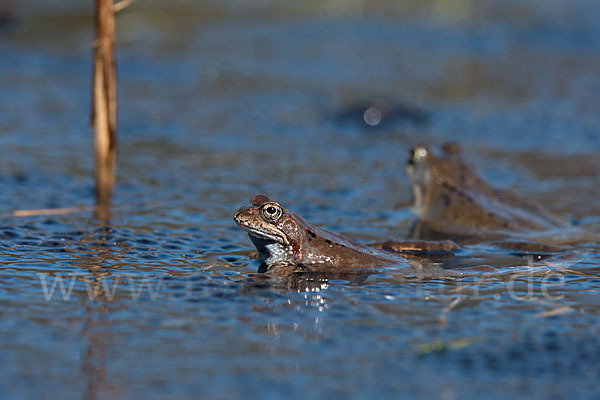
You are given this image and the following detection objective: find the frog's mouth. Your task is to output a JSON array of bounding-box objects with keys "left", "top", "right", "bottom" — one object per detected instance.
[
  {"left": 235, "top": 223, "right": 289, "bottom": 246},
  {"left": 246, "top": 229, "right": 286, "bottom": 244},
  {"left": 233, "top": 207, "right": 287, "bottom": 244}
]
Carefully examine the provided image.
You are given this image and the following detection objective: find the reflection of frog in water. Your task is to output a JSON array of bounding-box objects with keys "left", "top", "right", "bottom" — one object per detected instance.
[{"left": 405, "top": 143, "right": 568, "bottom": 238}]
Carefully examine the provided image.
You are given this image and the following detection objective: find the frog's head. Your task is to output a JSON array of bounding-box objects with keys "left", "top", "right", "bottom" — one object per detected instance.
[
  {"left": 405, "top": 143, "right": 463, "bottom": 216},
  {"left": 234, "top": 195, "right": 308, "bottom": 267}
]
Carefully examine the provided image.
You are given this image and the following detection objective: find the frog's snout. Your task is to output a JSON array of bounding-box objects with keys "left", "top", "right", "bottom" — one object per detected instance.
[{"left": 233, "top": 206, "right": 251, "bottom": 224}]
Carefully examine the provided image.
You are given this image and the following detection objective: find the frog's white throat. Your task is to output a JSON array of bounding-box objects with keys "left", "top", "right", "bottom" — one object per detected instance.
[
  {"left": 248, "top": 234, "right": 292, "bottom": 265},
  {"left": 264, "top": 242, "right": 291, "bottom": 265}
]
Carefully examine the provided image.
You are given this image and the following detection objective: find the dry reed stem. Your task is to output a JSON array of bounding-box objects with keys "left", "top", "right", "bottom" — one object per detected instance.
[
  {"left": 13, "top": 206, "right": 98, "bottom": 217},
  {"left": 439, "top": 296, "right": 462, "bottom": 328},
  {"left": 114, "top": 0, "right": 135, "bottom": 13},
  {"left": 92, "top": 0, "right": 117, "bottom": 208},
  {"left": 525, "top": 297, "right": 563, "bottom": 307},
  {"left": 543, "top": 260, "right": 596, "bottom": 278},
  {"left": 534, "top": 305, "right": 574, "bottom": 318}
]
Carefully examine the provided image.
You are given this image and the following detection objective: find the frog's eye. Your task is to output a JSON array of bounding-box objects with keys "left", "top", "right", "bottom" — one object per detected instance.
[{"left": 261, "top": 203, "right": 283, "bottom": 222}]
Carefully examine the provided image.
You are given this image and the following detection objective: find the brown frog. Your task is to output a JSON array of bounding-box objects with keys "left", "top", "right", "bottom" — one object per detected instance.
[
  {"left": 234, "top": 194, "right": 458, "bottom": 274},
  {"left": 405, "top": 143, "right": 569, "bottom": 238}
]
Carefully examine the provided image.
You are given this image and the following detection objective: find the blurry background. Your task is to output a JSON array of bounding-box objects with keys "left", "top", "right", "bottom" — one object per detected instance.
[
  {"left": 2, "top": 0, "right": 600, "bottom": 218},
  {"left": 0, "top": 0, "right": 599, "bottom": 399}
]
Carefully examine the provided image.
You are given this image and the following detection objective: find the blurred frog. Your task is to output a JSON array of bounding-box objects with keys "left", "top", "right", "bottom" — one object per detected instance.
[{"left": 405, "top": 143, "right": 568, "bottom": 238}]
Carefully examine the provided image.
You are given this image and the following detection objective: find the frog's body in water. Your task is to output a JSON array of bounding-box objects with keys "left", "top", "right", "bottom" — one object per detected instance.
[
  {"left": 234, "top": 195, "right": 458, "bottom": 274},
  {"left": 234, "top": 145, "right": 583, "bottom": 274},
  {"left": 405, "top": 143, "right": 569, "bottom": 239}
]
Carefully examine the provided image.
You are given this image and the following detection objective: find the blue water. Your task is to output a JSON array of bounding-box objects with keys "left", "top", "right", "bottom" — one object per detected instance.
[{"left": 1, "top": 1, "right": 599, "bottom": 399}]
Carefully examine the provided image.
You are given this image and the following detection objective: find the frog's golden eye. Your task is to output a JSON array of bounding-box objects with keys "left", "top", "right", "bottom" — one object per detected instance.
[{"left": 261, "top": 203, "right": 282, "bottom": 222}]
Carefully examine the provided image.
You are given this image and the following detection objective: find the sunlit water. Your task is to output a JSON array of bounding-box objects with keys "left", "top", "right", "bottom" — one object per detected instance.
[{"left": 1, "top": 0, "right": 599, "bottom": 399}]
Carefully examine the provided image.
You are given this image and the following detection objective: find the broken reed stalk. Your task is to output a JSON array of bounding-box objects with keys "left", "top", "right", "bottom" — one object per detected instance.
[
  {"left": 12, "top": 206, "right": 98, "bottom": 217},
  {"left": 92, "top": 0, "right": 117, "bottom": 208},
  {"left": 11, "top": 1, "right": 134, "bottom": 219}
]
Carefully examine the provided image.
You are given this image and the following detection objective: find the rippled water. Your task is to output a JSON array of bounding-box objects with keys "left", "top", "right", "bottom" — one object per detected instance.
[{"left": 1, "top": 0, "right": 600, "bottom": 399}]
